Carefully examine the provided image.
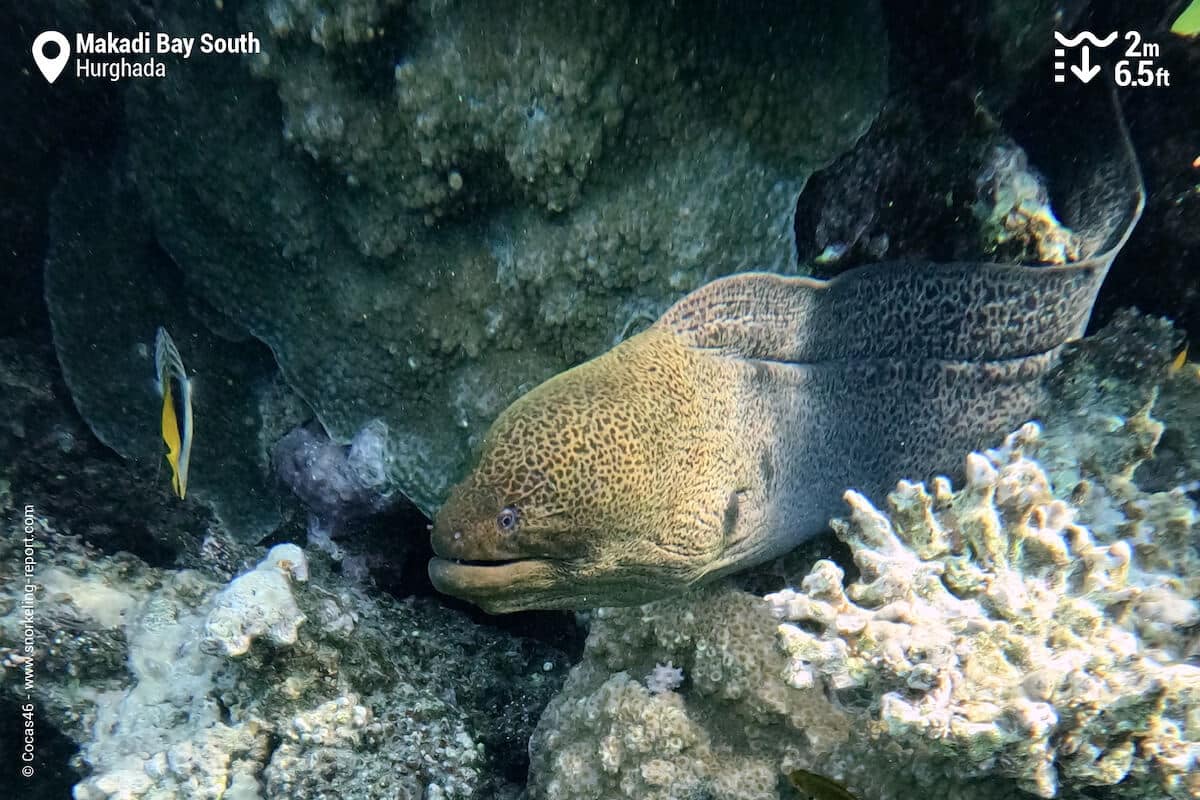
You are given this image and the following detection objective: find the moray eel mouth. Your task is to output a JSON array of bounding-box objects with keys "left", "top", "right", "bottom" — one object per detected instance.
[
  {"left": 427, "top": 556, "right": 568, "bottom": 613},
  {"left": 428, "top": 481, "right": 583, "bottom": 612},
  {"left": 428, "top": 552, "right": 684, "bottom": 613}
]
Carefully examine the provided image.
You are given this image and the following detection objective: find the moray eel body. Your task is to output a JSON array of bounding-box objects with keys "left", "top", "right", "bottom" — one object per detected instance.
[{"left": 431, "top": 87, "right": 1144, "bottom": 613}]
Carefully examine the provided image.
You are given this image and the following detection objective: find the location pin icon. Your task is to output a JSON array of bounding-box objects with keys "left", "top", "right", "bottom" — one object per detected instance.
[{"left": 33, "top": 31, "right": 70, "bottom": 84}]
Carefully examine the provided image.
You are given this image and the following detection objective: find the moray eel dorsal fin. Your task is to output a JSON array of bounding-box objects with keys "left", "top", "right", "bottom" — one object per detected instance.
[
  {"left": 652, "top": 85, "right": 1142, "bottom": 506},
  {"left": 430, "top": 85, "right": 1144, "bottom": 613},
  {"left": 660, "top": 87, "right": 1142, "bottom": 365}
]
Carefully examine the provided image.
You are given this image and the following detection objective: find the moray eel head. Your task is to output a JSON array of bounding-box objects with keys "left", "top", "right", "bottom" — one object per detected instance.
[
  {"left": 430, "top": 472, "right": 584, "bottom": 614},
  {"left": 430, "top": 329, "right": 728, "bottom": 613}
]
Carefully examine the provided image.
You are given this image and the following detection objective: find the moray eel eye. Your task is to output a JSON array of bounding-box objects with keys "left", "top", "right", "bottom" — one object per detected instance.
[{"left": 496, "top": 507, "right": 519, "bottom": 532}]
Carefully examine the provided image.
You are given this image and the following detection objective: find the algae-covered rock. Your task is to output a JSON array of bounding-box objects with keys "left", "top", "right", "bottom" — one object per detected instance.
[{"left": 104, "top": 0, "right": 887, "bottom": 512}]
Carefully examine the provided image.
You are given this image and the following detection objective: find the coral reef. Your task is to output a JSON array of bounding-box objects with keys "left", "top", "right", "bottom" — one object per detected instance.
[
  {"left": 527, "top": 315, "right": 1200, "bottom": 800},
  {"left": 770, "top": 424, "right": 1198, "bottom": 799},
  {"left": 262, "top": 688, "right": 478, "bottom": 800},
  {"left": 535, "top": 672, "right": 714, "bottom": 799},
  {"left": 0, "top": 523, "right": 570, "bottom": 798},
  {"left": 87, "top": 0, "right": 889, "bottom": 513},
  {"left": 11, "top": 2, "right": 1199, "bottom": 798},
  {"left": 529, "top": 589, "right": 849, "bottom": 800}
]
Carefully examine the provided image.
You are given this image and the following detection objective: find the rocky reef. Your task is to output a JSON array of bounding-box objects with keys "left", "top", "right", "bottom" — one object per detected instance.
[
  {"left": 44, "top": 0, "right": 887, "bottom": 522},
  {"left": 526, "top": 313, "right": 1200, "bottom": 800},
  {"left": 0, "top": 517, "right": 569, "bottom": 799}
]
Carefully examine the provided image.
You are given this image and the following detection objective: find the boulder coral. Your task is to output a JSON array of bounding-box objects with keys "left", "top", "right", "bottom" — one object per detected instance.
[{"left": 48, "top": 0, "right": 887, "bottom": 516}]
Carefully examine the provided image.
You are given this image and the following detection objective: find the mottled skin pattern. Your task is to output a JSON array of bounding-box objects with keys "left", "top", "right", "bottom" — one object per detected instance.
[
  {"left": 429, "top": 274, "right": 1068, "bottom": 613},
  {"left": 431, "top": 328, "right": 751, "bottom": 609},
  {"left": 430, "top": 90, "right": 1143, "bottom": 613}
]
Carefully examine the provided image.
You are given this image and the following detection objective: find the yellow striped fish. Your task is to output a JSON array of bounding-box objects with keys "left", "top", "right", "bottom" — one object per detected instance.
[{"left": 154, "top": 327, "right": 193, "bottom": 498}]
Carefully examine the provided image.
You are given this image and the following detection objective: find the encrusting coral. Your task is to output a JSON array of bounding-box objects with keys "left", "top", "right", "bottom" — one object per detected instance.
[
  {"left": 529, "top": 589, "right": 850, "bottom": 800},
  {"left": 527, "top": 315, "right": 1200, "bottom": 800},
  {"left": 0, "top": 525, "right": 568, "bottom": 799}
]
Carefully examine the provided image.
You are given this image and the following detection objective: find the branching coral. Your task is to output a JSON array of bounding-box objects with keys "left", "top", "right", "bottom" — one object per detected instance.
[{"left": 770, "top": 423, "right": 1198, "bottom": 798}]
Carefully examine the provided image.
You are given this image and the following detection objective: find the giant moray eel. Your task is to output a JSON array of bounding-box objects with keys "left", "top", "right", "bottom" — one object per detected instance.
[{"left": 430, "top": 88, "right": 1145, "bottom": 613}]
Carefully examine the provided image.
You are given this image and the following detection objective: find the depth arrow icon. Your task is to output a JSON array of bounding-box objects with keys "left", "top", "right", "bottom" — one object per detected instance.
[{"left": 1071, "top": 46, "right": 1101, "bottom": 83}]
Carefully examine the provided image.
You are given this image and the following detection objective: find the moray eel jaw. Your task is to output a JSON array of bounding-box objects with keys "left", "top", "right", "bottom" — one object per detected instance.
[
  {"left": 430, "top": 456, "right": 706, "bottom": 613},
  {"left": 428, "top": 557, "right": 564, "bottom": 613},
  {"left": 428, "top": 554, "right": 695, "bottom": 613}
]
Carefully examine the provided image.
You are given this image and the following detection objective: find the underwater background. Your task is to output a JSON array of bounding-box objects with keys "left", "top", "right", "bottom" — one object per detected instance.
[{"left": 1, "top": 0, "right": 1198, "bottom": 798}]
